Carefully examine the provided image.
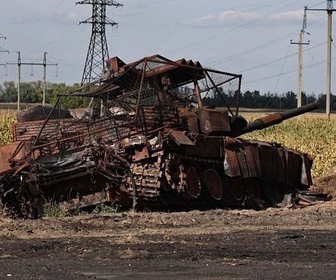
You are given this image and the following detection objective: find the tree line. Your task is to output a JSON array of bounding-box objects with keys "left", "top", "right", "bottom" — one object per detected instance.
[
  {"left": 0, "top": 81, "right": 84, "bottom": 109},
  {"left": 203, "top": 89, "right": 333, "bottom": 111},
  {"left": 0, "top": 81, "right": 334, "bottom": 111}
]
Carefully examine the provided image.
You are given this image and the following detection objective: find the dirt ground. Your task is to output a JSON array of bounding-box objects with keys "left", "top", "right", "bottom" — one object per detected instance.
[
  {"left": 0, "top": 187, "right": 336, "bottom": 280},
  {"left": 0, "top": 176, "right": 335, "bottom": 280}
]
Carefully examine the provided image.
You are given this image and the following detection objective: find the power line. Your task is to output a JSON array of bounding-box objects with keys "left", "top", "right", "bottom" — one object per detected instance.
[
  {"left": 244, "top": 55, "right": 336, "bottom": 86},
  {"left": 6, "top": 1, "right": 75, "bottom": 49},
  {"left": 7, "top": 52, "right": 58, "bottom": 110},
  {"left": 239, "top": 41, "right": 326, "bottom": 74},
  {"left": 165, "top": 1, "right": 302, "bottom": 56},
  {"left": 273, "top": 43, "right": 291, "bottom": 93}
]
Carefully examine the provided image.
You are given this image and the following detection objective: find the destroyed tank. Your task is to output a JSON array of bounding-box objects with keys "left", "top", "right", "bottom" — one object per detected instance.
[{"left": 0, "top": 54, "right": 318, "bottom": 218}]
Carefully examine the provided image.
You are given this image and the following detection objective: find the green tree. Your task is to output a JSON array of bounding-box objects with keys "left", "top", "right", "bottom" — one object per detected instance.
[
  {"left": 48, "top": 82, "right": 87, "bottom": 109},
  {"left": 1, "top": 81, "right": 17, "bottom": 102}
]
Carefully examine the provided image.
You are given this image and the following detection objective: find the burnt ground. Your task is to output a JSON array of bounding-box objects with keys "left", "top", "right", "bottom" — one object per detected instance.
[{"left": 0, "top": 194, "right": 336, "bottom": 280}]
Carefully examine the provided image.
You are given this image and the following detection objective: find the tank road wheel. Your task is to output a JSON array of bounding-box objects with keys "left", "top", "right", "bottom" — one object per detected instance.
[
  {"left": 185, "top": 167, "right": 202, "bottom": 199},
  {"left": 204, "top": 169, "right": 223, "bottom": 201}
]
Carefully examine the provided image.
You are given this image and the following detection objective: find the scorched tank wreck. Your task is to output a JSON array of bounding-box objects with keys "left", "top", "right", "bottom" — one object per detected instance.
[{"left": 0, "top": 54, "right": 319, "bottom": 218}]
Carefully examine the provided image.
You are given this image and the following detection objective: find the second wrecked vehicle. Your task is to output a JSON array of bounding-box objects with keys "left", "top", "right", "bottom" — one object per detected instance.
[{"left": 0, "top": 54, "right": 318, "bottom": 218}]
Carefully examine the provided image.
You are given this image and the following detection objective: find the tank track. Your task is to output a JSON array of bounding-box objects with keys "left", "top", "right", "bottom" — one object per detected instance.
[{"left": 127, "top": 162, "right": 162, "bottom": 200}]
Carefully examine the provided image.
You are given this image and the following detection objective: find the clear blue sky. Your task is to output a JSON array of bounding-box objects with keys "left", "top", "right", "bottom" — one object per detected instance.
[{"left": 0, "top": 0, "right": 334, "bottom": 96}]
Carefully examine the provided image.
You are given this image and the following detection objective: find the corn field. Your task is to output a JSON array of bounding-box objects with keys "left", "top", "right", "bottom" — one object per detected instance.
[
  {"left": 0, "top": 110, "right": 16, "bottom": 145},
  {"left": 244, "top": 115, "right": 336, "bottom": 179},
  {"left": 0, "top": 111, "right": 335, "bottom": 179}
]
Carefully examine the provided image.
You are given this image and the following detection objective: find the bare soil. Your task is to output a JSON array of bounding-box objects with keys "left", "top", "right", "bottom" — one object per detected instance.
[{"left": 1, "top": 178, "right": 336, "bottom": 280}]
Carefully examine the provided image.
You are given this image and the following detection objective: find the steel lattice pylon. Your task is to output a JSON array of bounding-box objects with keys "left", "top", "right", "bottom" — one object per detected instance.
[{"left": 76, "top": 0, "right": 122, "bottom": 85}]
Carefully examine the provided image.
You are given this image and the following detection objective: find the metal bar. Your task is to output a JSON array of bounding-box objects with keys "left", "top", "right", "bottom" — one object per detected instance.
[{"left": 204, "top": 71, "right": 235, "bottom": 116}]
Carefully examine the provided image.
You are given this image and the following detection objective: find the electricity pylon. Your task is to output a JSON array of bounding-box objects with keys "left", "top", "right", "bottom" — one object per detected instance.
[{"left": 76, "top": 0, "right": 123, "bottom": 86}]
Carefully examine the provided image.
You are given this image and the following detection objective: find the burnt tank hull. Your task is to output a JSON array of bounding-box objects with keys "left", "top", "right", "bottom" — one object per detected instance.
[{"left": 0, "top": 55, "right": 317, "bottom": 218}]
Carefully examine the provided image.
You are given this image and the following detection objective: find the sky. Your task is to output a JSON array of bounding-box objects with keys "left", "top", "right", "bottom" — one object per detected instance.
[{"left": 0, "top": 0, "right": 334, "bottom": 96}]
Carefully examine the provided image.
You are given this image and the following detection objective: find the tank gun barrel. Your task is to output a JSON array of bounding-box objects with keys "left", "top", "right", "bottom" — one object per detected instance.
[{"left": 233, "top": 102, "right": 318, "bottom": 137}]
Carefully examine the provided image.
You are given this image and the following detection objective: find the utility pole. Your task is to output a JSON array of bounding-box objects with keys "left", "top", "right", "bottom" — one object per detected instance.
[
  {"left": 0, "top": 34, "right": 9, "bottom": 77},
  {"left": 7, "top": 52, "right": 58, "bottom": 111},
  {"left": 306, "top": 1, "right": 336, "bottom": 118},
  {"left": 291, "top": 8, "right": 310, "bottom": 108},
  {"left": 76, "top": 0, "right": 123, "bottom": 86}
]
